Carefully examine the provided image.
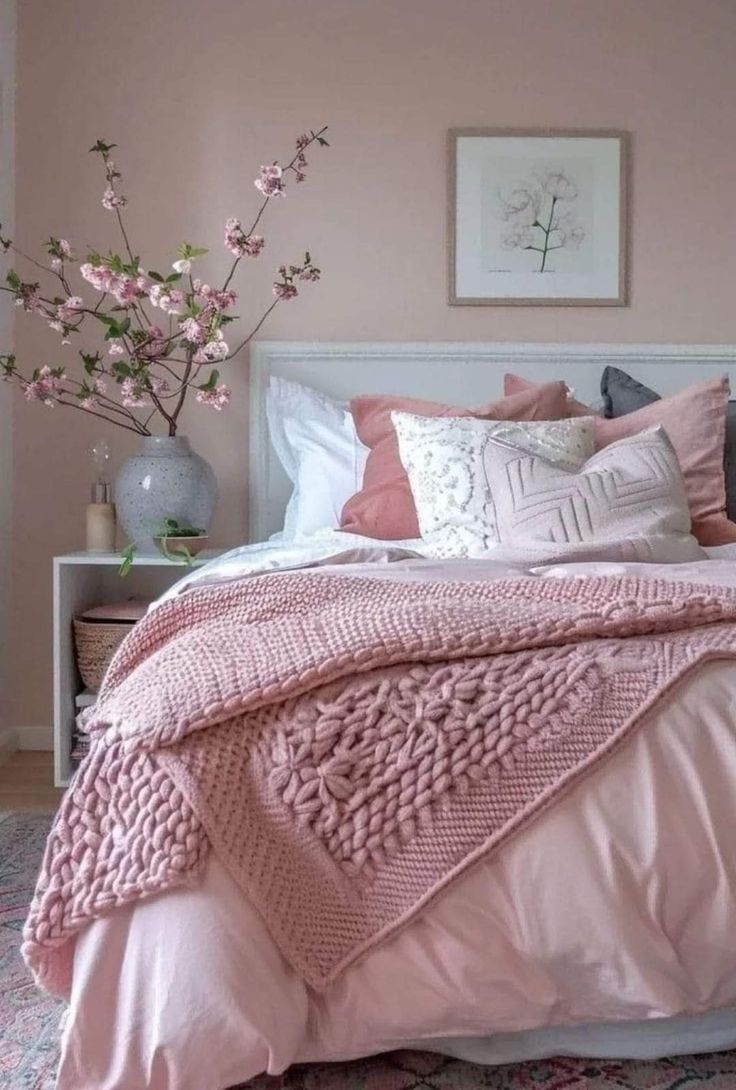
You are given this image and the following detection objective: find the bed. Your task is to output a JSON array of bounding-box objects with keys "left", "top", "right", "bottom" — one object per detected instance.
[{"left": 27, "top": 342, "right": 736, "bottom": 1090}]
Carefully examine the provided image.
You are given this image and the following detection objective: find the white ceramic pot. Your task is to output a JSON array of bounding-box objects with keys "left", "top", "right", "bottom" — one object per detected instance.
[{"left": 116, "top": 436, "right": 217, "bottom": 553}]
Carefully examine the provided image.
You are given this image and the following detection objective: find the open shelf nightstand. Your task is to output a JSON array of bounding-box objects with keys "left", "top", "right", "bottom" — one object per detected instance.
[{"left": 53, "top": 550, "right": 222, "bottom": 788}]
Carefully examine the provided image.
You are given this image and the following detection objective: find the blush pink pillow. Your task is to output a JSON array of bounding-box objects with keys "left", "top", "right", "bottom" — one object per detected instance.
[
  {"left": 340, "top": 382, "right": 570, "bottom": 540},
  {"left": 504, "top": 372, "right": 593, "bottom": 417},
  {"left": 595, "top": 376, "right": 736, "bottom": 546},
  {"left": 504, "top": 373, "right": 736, "bottom": 545}
]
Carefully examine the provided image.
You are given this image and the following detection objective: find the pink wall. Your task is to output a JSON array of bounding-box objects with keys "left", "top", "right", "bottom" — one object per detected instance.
[{"left": 9, "top": 0, "right": 736, "bottom": 732}]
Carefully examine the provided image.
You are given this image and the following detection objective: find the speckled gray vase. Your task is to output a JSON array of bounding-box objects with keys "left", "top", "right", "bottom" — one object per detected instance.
[{"left": 116, "top": 436, "right": 218, "bottom": 553}]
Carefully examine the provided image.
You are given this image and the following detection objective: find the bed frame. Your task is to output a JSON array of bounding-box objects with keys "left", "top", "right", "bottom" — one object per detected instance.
[{"left": 249, "top": 340, "right": 736, "bottom": 541}]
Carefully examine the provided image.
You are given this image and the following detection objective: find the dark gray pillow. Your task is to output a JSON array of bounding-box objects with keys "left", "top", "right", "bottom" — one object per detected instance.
[
  {"left": 600, "top": 365, "right": 736, "bottom": 522},
  {"left": 600, "top": 365, "right": 659, "bottom": 418}
]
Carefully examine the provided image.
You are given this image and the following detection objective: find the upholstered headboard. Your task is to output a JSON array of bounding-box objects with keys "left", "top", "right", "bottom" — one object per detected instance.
[{"left": 249, "top": 341, "right": 736, "bottom": 541}]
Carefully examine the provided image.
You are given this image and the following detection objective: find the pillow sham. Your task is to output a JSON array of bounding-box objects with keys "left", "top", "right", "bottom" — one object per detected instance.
[
  {"left": 483, "top": 426, "right": 703, "bottom": 563},
  {"left": 266, "top": 376, "right": 368, "bottom": 539},
  {"left": 503, "top": 372, "right": 596, "bottom": 417},
  {"left": 601, "top": 365, "right": 736, "bottom": 526},
  {"left": 594, "top": 375, "right": 736, "bottom": 545},
  {"left": 340, "top": 381, "right": 570, "bottom": 540},
  {"left": 392, "top": 411, "right": 596, "bottom": 557}
]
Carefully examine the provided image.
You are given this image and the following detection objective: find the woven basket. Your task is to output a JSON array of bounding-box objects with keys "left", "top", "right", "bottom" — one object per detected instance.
[{"left": 73, "top": 600, "right": 150, "bottom": 692}]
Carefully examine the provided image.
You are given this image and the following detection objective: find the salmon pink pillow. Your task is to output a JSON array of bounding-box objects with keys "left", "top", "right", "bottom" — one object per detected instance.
[
  {"left": 504, "top": 372, "right": 593, "bottom": 417},
  {"left": 594, "top": 376, "right": 736, "bottom": 546},
  {"left": 340, "top": 381, "right": 569, "bottom": 539}
]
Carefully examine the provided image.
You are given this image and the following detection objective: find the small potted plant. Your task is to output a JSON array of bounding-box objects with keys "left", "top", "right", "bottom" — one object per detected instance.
[
  {"left": 154, "top": 517, "right": 208, "bottom": 562},
  {"left": 119, "top": 517, "right": 208, "bottom": 574}
]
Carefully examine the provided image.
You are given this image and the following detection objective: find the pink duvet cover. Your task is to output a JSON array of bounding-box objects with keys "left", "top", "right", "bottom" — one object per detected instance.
[{"left": 54, "top": 557, "right": 736, "bottom": 1090}]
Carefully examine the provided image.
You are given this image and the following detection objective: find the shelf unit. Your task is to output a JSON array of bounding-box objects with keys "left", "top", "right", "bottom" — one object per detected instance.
[{"left": 53, "top": 551, "right": 221, "bottom": 788}]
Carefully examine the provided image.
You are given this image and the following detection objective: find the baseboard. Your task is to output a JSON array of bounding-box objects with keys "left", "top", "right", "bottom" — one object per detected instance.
[
  {"left": 0, "top": 726, "right": 19, "bottom": 763},
  {"left": 12, "top": 725, "right": 53, "bottom": 751}
]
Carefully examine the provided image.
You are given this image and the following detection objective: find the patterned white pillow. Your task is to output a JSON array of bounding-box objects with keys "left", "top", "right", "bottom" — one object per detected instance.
[{"left": 392, "top": 411, "right": 596, "bottom": 557}]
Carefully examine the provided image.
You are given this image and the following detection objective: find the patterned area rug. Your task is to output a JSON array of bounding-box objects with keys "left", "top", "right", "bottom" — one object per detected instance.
[
  {"left": 236, "top": 1048, "right": 736, "bottom": 1090},
  {"left": 3, "top": 811, "right": 736, "bottom": 1090},
  {"left": 0, "top": 812, "right": 61, "bottom": 1089}
]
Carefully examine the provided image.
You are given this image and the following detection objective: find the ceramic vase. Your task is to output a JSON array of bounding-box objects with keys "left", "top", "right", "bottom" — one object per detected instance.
[{"left": 116, "top": 435, "right": 217, "bottom": 553}]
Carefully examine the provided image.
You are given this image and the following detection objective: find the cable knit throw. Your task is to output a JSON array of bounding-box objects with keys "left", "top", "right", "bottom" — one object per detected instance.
[{"left": 23, "top": 571, "right": 736, "bottom": 996}]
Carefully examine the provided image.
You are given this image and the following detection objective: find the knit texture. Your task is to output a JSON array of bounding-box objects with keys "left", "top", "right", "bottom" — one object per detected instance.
[{"left": 22, "top": 572, "right": 736, "bottom": 995}]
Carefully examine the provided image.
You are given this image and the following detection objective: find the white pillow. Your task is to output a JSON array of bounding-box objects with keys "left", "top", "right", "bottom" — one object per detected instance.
[
  {"left": 392, "top": 411, "right": 596, "bottom": 557},
  {"left": 483, "top": 425, "right": 701, "bottom": 562},
  {"left": 266, "top": 377, "right": 368, "bottom": 539}
]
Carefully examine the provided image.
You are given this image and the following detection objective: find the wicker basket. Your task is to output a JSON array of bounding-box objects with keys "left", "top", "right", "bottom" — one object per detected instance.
[{"left": 73, "top": 600, "right": 150, "bottom": 692}]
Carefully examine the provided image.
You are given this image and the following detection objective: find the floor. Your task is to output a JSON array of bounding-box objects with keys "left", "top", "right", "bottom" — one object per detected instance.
[{"left": 0, "top": 750, "right": 64, "bottom": 812}]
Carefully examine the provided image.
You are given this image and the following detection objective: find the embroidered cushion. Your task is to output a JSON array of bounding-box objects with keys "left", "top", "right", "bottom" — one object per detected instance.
[{"left": 392, "top": 411, "right": 595, "bottom": 557}]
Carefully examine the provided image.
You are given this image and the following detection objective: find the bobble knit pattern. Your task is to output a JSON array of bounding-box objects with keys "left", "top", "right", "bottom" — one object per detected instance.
[{"left": 22, "top": 571, "right": 736, "bottom": 994}]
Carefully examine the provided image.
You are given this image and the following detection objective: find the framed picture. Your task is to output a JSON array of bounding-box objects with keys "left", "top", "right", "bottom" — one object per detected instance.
[{"left": 449, "top": 128, "right": 629, "bottom": 306}]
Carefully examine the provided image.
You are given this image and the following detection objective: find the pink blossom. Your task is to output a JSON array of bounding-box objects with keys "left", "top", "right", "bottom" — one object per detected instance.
[
  {"left": 196, "top": 383, "right": 231, "bottom": 410},
  {"left": 102, "top": 186, "right": 128, "bottom": 211},
  {"left": 80, "top": 263, "right": 115, "bottom": 293},
  {"left": 24, "top": 365, "right": 65, "bottom": 406},
  {"left": 58, "top": 239, "right": 73, "bottom": 259},
  {"left": 299, "top": 266, "right": 320, "bottom": 282},
  {"left": 112, "top": 275, "right": 147, "bottom": 306},
  {"left": 179, "top": 316, "right": 206, "bottom": 344},
  {"left": 50, "top": 257, "right": 63, "bottom": 273},
  {"left": 137, "top": 325, "right": 167, "bottom": 359},
  {"left": 199, "top": 284, "right": 237, "bottom": 311},
  {"left": 148, "top": 283, "right": 185, "bottom": 314},
  {"left": 56, "top": 296, "right": 84, "bottom": 323},
  {"left": 296, "top": 133, "right": 311, "bottom": 150},
  {"left": 80, "top": 377, "right": 107, "bottom": 410},
  {"left": 120, "top": 377, "right": 149, "bottom": 407},
  {"left": 172, "top": 258, "right": 191, "bottom": 274},
  {"left": 14, "top": 283, "right": 43, "bottom": 313},
  {"left": 193, "top": 337, "right": 229, "bottom": 363},
  {"left": 149, "top": 375, "right": 169, "bottom": 395},
  {"left": 108, "top": 342, "right": 124, "bottom": 356},
  {"left": 224, "top": 217, "right": 265, "bottom": 259},
  {"left": 254, "top": 163, "right": 285, "bottom": 198},
  {"left": 273, "top": 281, "right": 298, "bottom": 301}
]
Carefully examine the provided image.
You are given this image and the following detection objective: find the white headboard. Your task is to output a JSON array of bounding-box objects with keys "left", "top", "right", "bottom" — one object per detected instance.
[{"left": 249, "top": 340, "right": 736, "bottom": 542}]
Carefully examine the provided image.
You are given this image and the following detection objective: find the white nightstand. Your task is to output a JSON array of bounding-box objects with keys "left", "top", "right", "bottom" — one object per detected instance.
[{"left": 53, "top": 551, "right": 222, "bottom": 788}]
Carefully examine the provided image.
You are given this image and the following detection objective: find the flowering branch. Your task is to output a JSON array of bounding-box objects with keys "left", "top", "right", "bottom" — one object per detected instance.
[{"left": 0, "top": 126, "right": 329, "bottom": 434}]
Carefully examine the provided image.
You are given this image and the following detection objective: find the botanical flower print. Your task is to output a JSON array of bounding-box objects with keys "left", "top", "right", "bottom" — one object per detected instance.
[
  {"left": 0, "top": 127, "right": 329, "bottom": 436},
  {"left": 496, "top": 166, "right": 585, "bottom": 273}
]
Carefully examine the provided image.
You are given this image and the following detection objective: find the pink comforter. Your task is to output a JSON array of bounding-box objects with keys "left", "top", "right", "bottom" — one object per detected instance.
[{"left": 49, "top": 557, "right": 736, "bottom": 1090}]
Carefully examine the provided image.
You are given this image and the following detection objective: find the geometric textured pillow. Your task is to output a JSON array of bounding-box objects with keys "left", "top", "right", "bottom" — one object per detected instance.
[
  {"left": 392, "top": 411, "right": 596, "bottom": 557},
  {"left": 483, "top": 426, "right": 698, "bottom": 553}
]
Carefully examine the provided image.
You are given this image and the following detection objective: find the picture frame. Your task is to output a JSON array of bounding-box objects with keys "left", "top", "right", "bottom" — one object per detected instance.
[{"left": 448, "top": 128, "right": 629, "bottom": 307}]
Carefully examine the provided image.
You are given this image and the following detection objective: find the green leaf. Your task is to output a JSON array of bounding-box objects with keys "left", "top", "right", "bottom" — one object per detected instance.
[
  {"left": 90, "top": 139, "right": 117, "bottom": 155},
  {"left": 199, "top": 368, "right": 220, "bottom": 391},
  {"left": 6, "top": 270, "right": 21, "bottom": 290},
  {"left": 165, "top": 273, "right": 182, "bottom": 283},
  {"left": 148, "top": 271, "right": 165, "bottom": 283},
  {"left": 118, "top": 544, "right": 135, "bottom": 577}
]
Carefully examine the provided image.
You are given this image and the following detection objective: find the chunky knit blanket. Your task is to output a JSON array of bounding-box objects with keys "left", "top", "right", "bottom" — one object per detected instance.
[{"left": 23, "top": 571, "right": 736, "bottom": 996}]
